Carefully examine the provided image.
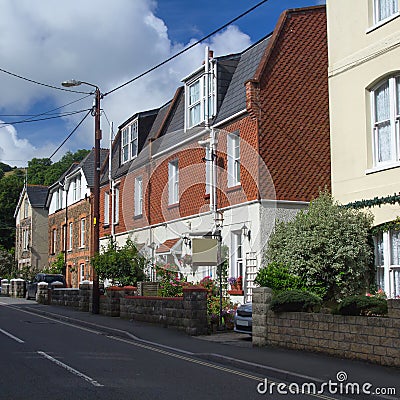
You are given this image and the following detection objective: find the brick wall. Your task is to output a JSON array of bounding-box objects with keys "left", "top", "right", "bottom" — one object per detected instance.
[
  {"left": 250, "top": 6, "right": 331, "bottom": 201},
  {"left": 48, "top": 200, "right": 92, "bottom": 287},
  {"left": 253, "top": 287, "right": 400, "bottom": 368}
]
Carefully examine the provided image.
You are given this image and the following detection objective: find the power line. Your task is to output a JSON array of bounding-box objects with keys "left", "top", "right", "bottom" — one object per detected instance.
[
  {"left": 0, "top": 66, "right": 92, "bottom": 94},
  {"left": 103, "top": 0, "right": 270, "bottom": 97},
  {"left": 0, "top": 109, "right": 90, "bottom": 128},
  {"left": 49, "top": 110, "right": 92, "bottom": 160},
  {"left": 0, "top": 93, "right": 92, "bottom": 127}
]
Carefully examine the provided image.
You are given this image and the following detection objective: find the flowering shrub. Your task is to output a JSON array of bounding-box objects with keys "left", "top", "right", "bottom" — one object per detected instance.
[
  {"left": 156, "top": 264, "right": 187, "bottom": 297},
  {"left": 366, "top": 288, "right": 387, "bottom": 299},
  {"left": 228, "top": 277, "right": 237, "bottom": 286}
]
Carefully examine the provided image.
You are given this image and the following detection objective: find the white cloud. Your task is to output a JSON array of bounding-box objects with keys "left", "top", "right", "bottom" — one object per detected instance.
[
  {"left": 0, "top": 0, "right": 252, "bottom": 166},
  {"left": 0, "top": 123, "right": 52, "bottom": 166}
]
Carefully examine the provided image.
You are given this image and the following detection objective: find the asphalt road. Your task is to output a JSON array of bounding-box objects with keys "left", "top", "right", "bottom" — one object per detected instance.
[{"left": 0, "top": 298, "right": 397, "bottom": 400}]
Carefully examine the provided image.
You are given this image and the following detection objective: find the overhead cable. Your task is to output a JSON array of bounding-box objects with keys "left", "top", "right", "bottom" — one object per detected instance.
[
  {"left": 103, "top": 0, "right": 270, "bottom": 97},
  {"left": 0, "top": 66, "right": 92, "bottom": 94},
  {"left": 48, "top": 110, "right": 92, "bottom": 160}
]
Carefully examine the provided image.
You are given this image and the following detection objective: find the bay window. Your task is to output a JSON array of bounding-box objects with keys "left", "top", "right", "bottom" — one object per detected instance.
[
  {"left": 374, "top": 0, "right": 398, "bottom": 23},
  {"left": 372, "top": 75, "right": 400, "bottom": 166},
  {"left": 121, "top": 119, "right": 139, "bottom": 163},
  {"left": 374, "top": 230, "right": 400, "bottom": 298}
]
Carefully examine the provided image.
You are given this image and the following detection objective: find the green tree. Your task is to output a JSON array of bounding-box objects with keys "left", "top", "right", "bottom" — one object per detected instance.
[
  {"left": 92, "top": 237, "right": 148, "bottom": 286},
  {"left": 0, "top": 246, "right": 16, "bottom": 278},
  {"left": 27, "top": 149, "right": 90, "bottom": 186},
  {"left": 263, "top": 192, "right": 374, "bottom": 301},
  {"left": 0, "top": 170, "right": 25, "bottom": 249},
  {"left": 27, "top": 158, "right": 52, "bottom": 185}
]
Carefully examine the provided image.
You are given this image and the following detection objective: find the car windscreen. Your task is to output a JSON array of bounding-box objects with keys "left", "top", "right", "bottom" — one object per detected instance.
[{"left": 43, "top": 276, "right": 65, "bottom": 284}]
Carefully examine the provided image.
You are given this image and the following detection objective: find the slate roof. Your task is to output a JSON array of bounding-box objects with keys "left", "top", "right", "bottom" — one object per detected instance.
[
  {"left": 80, "top": 148, "right": 109, "bottom": 187},
  {"left": 101, "top": 32, "right": 271, "bottom": 181},
  {"left": 26, "top": 185, "right": 48, "bottom": 208},
  {"left": 214, "top": 36, "right": 271, "bottom": 124}
]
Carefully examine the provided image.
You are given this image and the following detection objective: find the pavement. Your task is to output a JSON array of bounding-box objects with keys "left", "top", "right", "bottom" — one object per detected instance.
[{"left": 2, "top": 296, "right": 400, "bottom": 399}]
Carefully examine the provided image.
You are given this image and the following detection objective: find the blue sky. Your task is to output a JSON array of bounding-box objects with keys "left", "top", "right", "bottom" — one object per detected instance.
[{"left": 0, "top": 0, "right": 324, "bottom": 167}]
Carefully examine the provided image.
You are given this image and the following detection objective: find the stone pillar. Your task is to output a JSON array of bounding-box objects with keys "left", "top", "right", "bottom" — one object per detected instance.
[
  {"left": 79, "top": 281, "right": 91, "bottom": 312},
  {"left": 183, "top": 287, "right": 208, "bottom": 336},
  {"left": 388, "top": 299, "right": 400, "bottom": 319},
  {"left": 10, "top": 278, "right": 25, "bottom": 298},
  {"left": 252, "top": 287, "right": 273, "bottom": 347},
  {"left": 1, "top": 279, "right": 10, "bottom": 296},
  {"left": 36, "top": 282, "right": 49, "bottom": 304}
]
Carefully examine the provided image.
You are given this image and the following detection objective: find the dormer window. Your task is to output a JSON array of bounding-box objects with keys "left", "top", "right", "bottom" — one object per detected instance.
[
  {"left": 121, "top": 119, "right": 139, "bottom": 164},
  {"left": 184, "top": 63, "right": 216, "bottom": 130}
]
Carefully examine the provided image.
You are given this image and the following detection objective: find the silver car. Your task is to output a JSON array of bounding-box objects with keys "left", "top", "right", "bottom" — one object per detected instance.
[{"left": 234, "top": 302, "right": 252, "bottom": 334}]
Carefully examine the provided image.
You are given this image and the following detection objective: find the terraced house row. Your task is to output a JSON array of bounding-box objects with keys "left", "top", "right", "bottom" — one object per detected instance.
[{"left": 14, "top": 2, "right": 400, "bottom": 300}]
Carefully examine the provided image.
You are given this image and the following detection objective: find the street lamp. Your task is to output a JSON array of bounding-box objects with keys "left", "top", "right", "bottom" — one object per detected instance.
[{"left": 61, "top": 79, "right": 102, "bottom": 314}]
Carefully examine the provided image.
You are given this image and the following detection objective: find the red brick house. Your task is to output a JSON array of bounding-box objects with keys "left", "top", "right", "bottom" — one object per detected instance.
[
  {"left": 100, "top": 6, "right": 330, "bottom": 300},
  {"left": 47, "top": 149, "right": 108, "bottom": 287}
]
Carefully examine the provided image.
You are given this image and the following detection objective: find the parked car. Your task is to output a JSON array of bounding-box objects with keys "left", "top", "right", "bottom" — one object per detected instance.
[
  {"left": 234, "top": 302, "right": 252, "bottom": 335},
  {"left": 25, "top": 273, "right": 66, "bottom": 299}
]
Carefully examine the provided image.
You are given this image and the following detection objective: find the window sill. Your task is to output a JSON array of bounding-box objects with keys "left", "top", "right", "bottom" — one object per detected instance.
[
  {"left": 365, "top": 162, "right": 400, "bottom": 175},
  {"left": 78, "top": 246, "right": 85, "bottom": 250},
  {"left": 366, "top": 12, "right": 400, "bottom": 33},
  {"left": 133, "top": 214, "right": 143, "bottom": 220},
  {"left": 103, "top": 223, "right": 110, "bottom": 228},
  {"left": 167, "top": 203, "right": 179, "bottom": 210},
  {"left": 226, "top": 184, "right": 242, "bottom": 193}
]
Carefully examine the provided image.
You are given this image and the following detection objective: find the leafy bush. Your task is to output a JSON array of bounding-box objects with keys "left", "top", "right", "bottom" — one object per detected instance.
[
  {"left": 92, "top": 237, "right": 148, "bottom": 286},
  {"left": 337, "top": 295, "right": 388, "bottom": 316},
  {"left": 270, "top": 290, "right": 322, "bottom": 313},
  {"left": 255, "top": 263, "right": 301, "bottom": 291},
  {"left": 264, "top": 192, "right": 374, "bottom": 301}
]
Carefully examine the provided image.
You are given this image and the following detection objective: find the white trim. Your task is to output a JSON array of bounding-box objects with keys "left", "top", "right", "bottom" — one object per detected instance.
[
  {"left": 366, "top": 161, "right": 400, "bottom": 174},
  {"left": 366, "top": 11, "right": 400, "bottom": 33},
  {"left": 103, "top": 198, "right": 309, "bottom": 239},
  {"left": 213, "top": 109, "right": 247, "bottom": 128},
  {"left": 153, "top": 128, "right": 207, "bottom": 159}
]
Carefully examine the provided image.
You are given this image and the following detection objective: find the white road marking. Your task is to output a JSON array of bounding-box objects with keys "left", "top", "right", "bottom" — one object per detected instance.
[
  {"left": 37, "top": 351, "right": 103, "bottom": 387},
  {"left": 0, "top": 328, "right": 24, "bottom": 343}
]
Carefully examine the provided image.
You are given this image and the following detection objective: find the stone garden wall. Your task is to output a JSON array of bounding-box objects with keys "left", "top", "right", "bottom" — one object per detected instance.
[
  {"left": 252, "top": 287, "right": 400, "bottom": 368},
  {"left": 43, "top": 284, "right": 207, "bottom": 336},
  {"left": 120, "top": 287, "right": 208, "bottom": 336}
]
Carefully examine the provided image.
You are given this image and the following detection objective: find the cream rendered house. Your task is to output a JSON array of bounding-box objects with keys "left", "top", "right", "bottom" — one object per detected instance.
[{"left": 327, "top": 0, "right": 400, "bottom": 297}]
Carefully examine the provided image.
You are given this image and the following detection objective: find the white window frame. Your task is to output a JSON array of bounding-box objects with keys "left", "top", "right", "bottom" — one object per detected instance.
[
  {"left": 371, "top": 75, "right": 400, "bottom": 167},
  {"left": 114, "top": 186, "right": 120, "bottom": 224},
  {"left": 52, "top": 228, "right": 57, "bottom": 254},
  {"left": 134, "top": 176, "right": 143, "bottom": 217},
  {"left": 22, "top": 229, "right": 29, "bottom": 250},
  {"left": 68, "top": 222, "right": 73, "bottom": 251},
  {"left": 230, "top": 231, "right": 243, "bottom": 279},
  {"left": 24, "top": 198, "right": 29, "bottom": 218},
  {"left": 104, "top": 192, "right": 110, "bottom": 225},
  {"left": 185, "top": 67, "right": 216, "bottom": 130},
  {"left": 374, "top": 0, "right": 399, "bottom": 24},
  {"left": 227, "top": 132, "right": 240, "bottom": 187},
  {"left": 168, "top": 160, "right": 179, "bottom": 205},
  {"left": 121, "top": 119, "right": 139, "bottom": 164},
  {"left": 80, "top": 218, "right": 86, "bottom": 248},
  {"left": 374, "top": 230, "right": 400, "bottom": 298},
  {"left": 76, "top": 176, "right": 81, "bottom": 200},
  {"left": 80, "top": 263, "right": 85, "bottom": 281}
]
